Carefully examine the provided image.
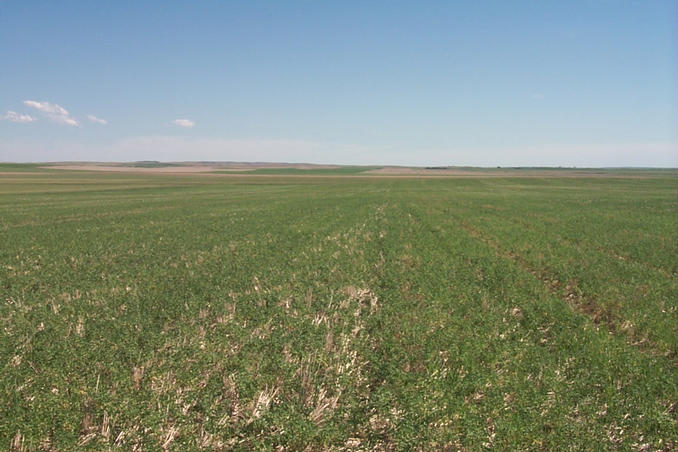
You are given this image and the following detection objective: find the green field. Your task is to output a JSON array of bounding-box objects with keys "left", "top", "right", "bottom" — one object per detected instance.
[{"left": 1, "top": 169, "right": 677, "bottom": 450}]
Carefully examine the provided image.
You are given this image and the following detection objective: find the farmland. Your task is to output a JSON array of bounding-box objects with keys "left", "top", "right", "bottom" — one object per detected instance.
[{"left": 1, "top": 167, "right": 677, "bottom": 450}]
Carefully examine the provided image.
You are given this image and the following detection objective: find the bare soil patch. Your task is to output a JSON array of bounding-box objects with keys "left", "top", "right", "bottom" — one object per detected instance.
[
  {"left": 42, "top": 163, "right": 343, "bottom": 174},
  {"left": 43, "top": 165, "right": 223, "bottom": 173}
]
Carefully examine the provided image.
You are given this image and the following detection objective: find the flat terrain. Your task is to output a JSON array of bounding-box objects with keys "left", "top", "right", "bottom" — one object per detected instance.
[
  {"left": 1, "top": 166, "right": 677, "bottom": 450},
  {"left": 40, "top": 162, "right": 677, "bottom": 178}
]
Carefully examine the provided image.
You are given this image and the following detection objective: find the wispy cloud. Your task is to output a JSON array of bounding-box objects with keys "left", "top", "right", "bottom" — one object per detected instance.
[
  {"left": 1, "top": 111, "right": 37, "bottom": 123},
  {"left": 172, "top": 119, "right": 195, "bottom": 128},
  {"left": 23, "top": 100, "right": 68, "bottom": 115},
  {"left": 23, "top": 100, "right": 79, "bottom": 126},
  {"left": 87, "top": 114, "right": 108, "bottom": 125}
]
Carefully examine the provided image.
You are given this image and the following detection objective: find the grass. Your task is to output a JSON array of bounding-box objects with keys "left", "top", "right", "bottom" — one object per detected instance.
[{"left": 1, "top": 170, "right": 677, "bottom": 450}]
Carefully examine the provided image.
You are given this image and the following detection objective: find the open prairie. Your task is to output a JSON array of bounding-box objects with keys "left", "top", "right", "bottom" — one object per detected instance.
[{"left": 1, "top": 166, "right": 677, "bottom": 450}]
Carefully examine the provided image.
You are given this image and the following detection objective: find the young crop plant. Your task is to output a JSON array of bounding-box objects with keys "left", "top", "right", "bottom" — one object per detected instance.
[{"left": 0, "top": 169, "right": 676, "bottom": 450}]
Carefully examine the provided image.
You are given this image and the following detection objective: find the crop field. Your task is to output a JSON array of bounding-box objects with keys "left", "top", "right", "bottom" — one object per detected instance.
[{"left": 1, "top": 167, "right": 677, "bottom": 450}]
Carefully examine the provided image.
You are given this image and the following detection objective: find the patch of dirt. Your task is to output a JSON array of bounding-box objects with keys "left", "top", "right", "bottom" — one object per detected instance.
[
  {"left": 42, "top": 162, "right": 344, "bottom": 174},
  {"left": 42, "top": 165, "right": 224, "bottom": 173}
]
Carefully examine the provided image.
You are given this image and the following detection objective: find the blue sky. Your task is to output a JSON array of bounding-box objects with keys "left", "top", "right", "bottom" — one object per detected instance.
[{"left": 1, "top": 1, "right": 676, "bottom": 166}]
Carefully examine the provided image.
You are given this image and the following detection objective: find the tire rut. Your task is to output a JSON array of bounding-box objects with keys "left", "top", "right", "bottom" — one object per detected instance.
[{"left": 446, "top": 215, "right": 676, "bottom": 364}]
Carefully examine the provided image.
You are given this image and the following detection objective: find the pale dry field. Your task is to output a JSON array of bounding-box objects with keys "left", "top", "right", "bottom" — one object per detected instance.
[{"left": 43, "top": 163, "right": 343, "bottom": 173}]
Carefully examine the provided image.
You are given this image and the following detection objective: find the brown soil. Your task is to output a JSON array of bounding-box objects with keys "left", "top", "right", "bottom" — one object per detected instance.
[
  {"left": 41, "top": 163, "right": 343, "bottom": 174},
  {"left": 42, "top": 165, "right": 225, "bottom": 173}
]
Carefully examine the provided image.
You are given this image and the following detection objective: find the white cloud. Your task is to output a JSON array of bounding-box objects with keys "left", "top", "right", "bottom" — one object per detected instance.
[
  {"left": 23, "top": 100, "right": 79, "bottom": 126},
  {"left": 172, "top": 119, "right": 195, "bottom": 128},
  {"left": 87, "top": 114, "right": 107, "bottom": 125},
  {"left": 51, "top": 115, "right": 80, "bottom": 127},
  {"left": 23, "top": 100, "right": 68, "bottom": 116},
  {"left": 1, "top": 111, "right": 37, "bottom": 123}
]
